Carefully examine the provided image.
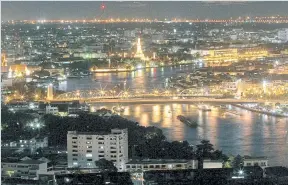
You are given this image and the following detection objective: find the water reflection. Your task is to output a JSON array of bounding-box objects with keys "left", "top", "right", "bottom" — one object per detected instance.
[
  {"left": 90, "top": 103, "right": 288, "bottom": 166},
  {"left": 59, "top": 64, "right": 196, "bottom": 92}
]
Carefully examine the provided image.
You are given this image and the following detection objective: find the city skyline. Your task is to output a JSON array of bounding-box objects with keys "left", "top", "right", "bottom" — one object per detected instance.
[{"left": 2, "top": 1, "right": 288, "bottom": 21}]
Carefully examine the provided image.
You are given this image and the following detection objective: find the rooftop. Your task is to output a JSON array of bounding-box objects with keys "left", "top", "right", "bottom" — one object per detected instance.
[
  {"left": 2, "top": 158, "right": 46, "bottom": 165},
  {"left": 68, "top": 129, "right": 126, "bottom": 136},
  {"left": 126, "top": 159, "right": 192, "bottom": 165},
  {"left": 243, "top": 156, "right": 268, "bottom": 161}
]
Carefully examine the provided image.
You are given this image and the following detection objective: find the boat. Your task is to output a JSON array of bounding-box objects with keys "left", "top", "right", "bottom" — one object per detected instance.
[
  {"left": 177, "top": 115, "right": 197, "bottom": 127},
  {"left": 198, "top": 104, "right": 211, "bottom": 111}
]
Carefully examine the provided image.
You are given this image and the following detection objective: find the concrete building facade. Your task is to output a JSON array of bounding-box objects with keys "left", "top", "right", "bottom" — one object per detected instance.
[{"left": 67, "top": 129, "right": 128, "bottom": 171}]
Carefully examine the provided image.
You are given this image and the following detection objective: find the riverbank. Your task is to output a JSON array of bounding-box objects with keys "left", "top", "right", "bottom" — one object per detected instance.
[
  {"left": 233, "top": 104, "right": 288, "bottom": 117},
  {"left": 90, "top": 62, "right": 195, "bottom": 73}
]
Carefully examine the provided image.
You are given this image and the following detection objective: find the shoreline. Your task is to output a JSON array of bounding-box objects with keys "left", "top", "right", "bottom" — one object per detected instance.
[
  {"left": 90, "top": 62, "right": 195, "bottom": 73},
  {"left": 233, "top": 104, "right": 288, "bottom": 117}
]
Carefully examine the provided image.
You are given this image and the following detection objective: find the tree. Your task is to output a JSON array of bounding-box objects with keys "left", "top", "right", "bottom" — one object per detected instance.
[
  {"left": 95, "top": 159, "right": 117, "bottom": 172},
  {"left": 35, "top": 147, "right": 44, "bottom": 157},
  {"left": 232, "top": 155, "right": 243, "bottom": 170}
]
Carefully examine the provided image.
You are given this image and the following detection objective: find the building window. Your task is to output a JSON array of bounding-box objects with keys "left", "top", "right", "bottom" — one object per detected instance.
[
  {"left": 261, "top": 162, "right": 266, "bottom": 166},
  {"left": 86, "top": 141, "right": 92, "bottom": 144},
  {"left": 87, "top": 159, "right": 92, "bottom": 161},
  {"left": 99, "top": 151, "right": 104, "bottom": 153},
  {"left": 126, "top": 165, "right": 130, "bottom": 168},
  {"left": 87, "top": 150, "right": 92, "bottom": 153},
  {"left": 72, "top": 154, "right": 78, "bottom": 156},
  {"left": 99, "top": 155, "right": 104, "bottom": 158},
  {"left": 86, "top": 137, "right": 92, "bottom": 140},
  {"left": 72, "top": 137, "right": 77, "bottom": 139},
  {"left": 98, "top": 138, "right": 104, "bottom": 140},
  {"left": 143, "top": 166, "right": 148, "bottom": 169},
  {"left": 254, "top": 162, "right": 259, "bottom": 166},
  {"left": 73, "top": 158, "right": 77, "bottom": 161},
  {"left": 98, "top": 142, "right": 104, "bottom": 144},
  {"left": 72, "top": 141, "right": 77, "bottom": 144},
  {"left": 111, "top": 151, "right": 116, "bottom": 153},
  {"left": 246, "top": 163, "right": 251, "bottom": 166},
  {"left": 72, "top": 150, "right": 78, "bottom": 152},
  {"left": 72, "top": 145, "right": 77, "bottom": 148},
  {"left": 149, "top": 165, "right": 154, "bottom": 168},
  {"left": 86, "top": 154, "right": 92, "bottom": 157},
  {"left": 176, "top": 164, "right": 182, "bottom": 167},
  {"left": 155, "top": 165, "right": 160, "bottom": 168},
  {"left": 87, "top": 146, "right": 92, "bottom": 149}
]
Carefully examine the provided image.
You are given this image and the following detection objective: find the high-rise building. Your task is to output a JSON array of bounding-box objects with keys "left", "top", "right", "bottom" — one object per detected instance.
[{"left": 67, "top": 129, "right": 128, "bottom": 171}]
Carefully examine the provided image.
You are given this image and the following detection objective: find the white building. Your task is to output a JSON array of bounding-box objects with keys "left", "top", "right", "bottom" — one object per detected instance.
[
  {"left": 203, "top": 159, "right": 223, "bottom": 169},
  {"left": 46, "top": 105, "right": 58, "bottom": 115},
  {"left": 243, "top": 156, "right": 268, "bottom": 168},
  {"left": 67, "top": 129, "right": 128, "bottom": 171},
  {"left": 1, "top": 159, "right": 50, "bottom": 180},
  {"left": 125, "top": 159, "right": 197, "bottom": 172},
  {"left": 73, "top": 52, "right": 107, "bottom": 59},
  {"left": 278, "top": 29, "right": 288, "bottom": 43},
  {"left": 18, "top": 136, "right": 48, "bottom": 153}
]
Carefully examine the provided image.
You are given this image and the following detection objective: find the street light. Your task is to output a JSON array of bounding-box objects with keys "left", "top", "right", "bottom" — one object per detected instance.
[{"left": 239, "top": 170, "right": 244, "bottom": 175}]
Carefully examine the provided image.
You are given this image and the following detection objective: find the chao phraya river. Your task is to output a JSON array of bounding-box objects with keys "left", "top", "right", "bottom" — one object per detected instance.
[{"left": 59, "top": 64, "right": 288, "bottom": 166}]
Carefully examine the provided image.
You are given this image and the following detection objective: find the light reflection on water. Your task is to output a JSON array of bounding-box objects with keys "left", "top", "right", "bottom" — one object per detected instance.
[
  {"left": 62, "top": 64, "right": 288, "bottom": 166},
  {"left": 90, "top": 103, "right": 288, "bottom": 166}
]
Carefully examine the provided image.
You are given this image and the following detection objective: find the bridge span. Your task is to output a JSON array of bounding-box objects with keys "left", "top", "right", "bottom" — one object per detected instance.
[{"left": 47, "top": 98, "right": 283, "bottom": 104}]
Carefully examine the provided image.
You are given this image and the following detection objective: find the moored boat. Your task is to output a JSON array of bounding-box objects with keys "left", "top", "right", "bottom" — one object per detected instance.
[{"left": 177, "top": 115, "right": 197, "bottom": 127}]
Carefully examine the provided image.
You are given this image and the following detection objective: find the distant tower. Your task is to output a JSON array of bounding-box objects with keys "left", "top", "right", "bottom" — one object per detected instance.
[
  {"left": 47, "top": 84, "right": 54, "bottom": 100},
  {"left": 134, "top": 37, "right": 146, "bottom": 60},
  {"left": 1, "top": 53, "right": 7, "bottom": 67}
]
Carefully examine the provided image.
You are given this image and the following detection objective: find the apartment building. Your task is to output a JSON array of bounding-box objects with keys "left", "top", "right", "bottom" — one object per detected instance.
[{"left": 67, "top": 129, "right": 128, "bottom": 171}]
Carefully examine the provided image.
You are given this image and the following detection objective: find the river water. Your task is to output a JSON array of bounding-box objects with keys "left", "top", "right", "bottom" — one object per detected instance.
[{"left": 59, "top": 64, "right": 288, "bottom": 166}]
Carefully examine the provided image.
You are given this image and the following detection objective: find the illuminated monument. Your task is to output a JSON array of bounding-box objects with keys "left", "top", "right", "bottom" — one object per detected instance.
[
  {"left": 47, "top": 84, "right": 54, "bottom": 100},
  {"left": 134, "top": 37, "right": 148, "bottom": 60}
]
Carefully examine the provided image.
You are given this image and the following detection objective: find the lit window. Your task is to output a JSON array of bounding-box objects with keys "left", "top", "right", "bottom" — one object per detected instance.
[{"left": 86, "top": 154, "right": 92, "bottom": 157}]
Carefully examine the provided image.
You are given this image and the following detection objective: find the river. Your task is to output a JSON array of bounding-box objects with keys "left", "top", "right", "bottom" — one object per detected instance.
[{"left": 59, "top": 64, "right": 288, "bottom": 166}]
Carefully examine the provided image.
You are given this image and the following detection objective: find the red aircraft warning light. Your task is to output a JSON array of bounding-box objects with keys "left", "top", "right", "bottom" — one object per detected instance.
[{"left": 101, "top": 3, "right": 106, "bottom": 10}]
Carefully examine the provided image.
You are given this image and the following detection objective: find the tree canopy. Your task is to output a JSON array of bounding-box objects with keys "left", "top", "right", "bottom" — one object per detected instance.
[{"left": 95, "top": 159, "right": 117, "bottom": 172}]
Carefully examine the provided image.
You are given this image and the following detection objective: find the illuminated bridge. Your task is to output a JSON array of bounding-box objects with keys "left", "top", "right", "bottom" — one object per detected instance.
[
  {"left": 54, "top": 88, "right": 223, "bottom": 101},
  {"left": 51, "top": 88, "right": 283, "bottom": 104}
]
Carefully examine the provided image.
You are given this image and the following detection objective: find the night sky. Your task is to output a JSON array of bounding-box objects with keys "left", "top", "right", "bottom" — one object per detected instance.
[{"left": 2, "top": 1, "right": 288, "bottom": 21}]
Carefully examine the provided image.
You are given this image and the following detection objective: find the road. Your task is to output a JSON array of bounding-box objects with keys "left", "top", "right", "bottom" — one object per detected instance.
[{"left": 47, "top": 98, "right": 284, "bottom": 104}]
